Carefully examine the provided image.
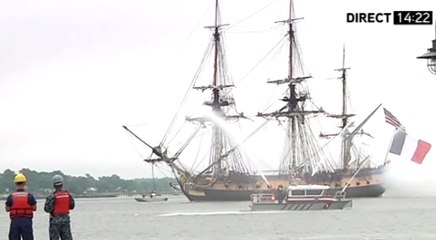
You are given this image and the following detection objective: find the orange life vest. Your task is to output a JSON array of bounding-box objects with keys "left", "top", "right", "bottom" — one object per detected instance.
[
  {"left": 53, "top": 191, "right": 71, "bottom": 216},
  {"left": 9, "top": 192, "right": 33, "bottom": 218}
]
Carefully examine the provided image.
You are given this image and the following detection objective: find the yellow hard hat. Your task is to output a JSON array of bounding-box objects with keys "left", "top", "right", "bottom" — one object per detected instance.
[{"left": 14, "top": 173, "right": 27, "bottom": 183}]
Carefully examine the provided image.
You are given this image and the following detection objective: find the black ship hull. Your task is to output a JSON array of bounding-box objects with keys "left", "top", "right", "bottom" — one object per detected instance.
[
  {"left": 184, "top": 183, "right": 384, "bottom": 201},
  {"left": 180, "top": 167, "right": 386, "bottom": 201}
]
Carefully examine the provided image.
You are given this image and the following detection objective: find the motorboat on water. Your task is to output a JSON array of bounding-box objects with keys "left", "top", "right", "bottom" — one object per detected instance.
[{"left": 249, "top": 185, "right": 352, "bottom": 211}]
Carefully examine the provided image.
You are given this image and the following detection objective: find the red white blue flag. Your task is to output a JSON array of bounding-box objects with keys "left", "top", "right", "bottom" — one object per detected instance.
[
  {"left": 389, "top": 129, "right": 432, "bottom": 164},
  {"left": 383, "top": 108, "right": 403, "bottom": 129}
]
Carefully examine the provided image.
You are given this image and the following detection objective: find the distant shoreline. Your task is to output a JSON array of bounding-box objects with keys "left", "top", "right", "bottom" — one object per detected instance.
[
  {"left": 0, "top": 193, "right": 119, "bottom": 201},
  {"left": 0, "top": 192, "right": 181, "bottom": 201}
]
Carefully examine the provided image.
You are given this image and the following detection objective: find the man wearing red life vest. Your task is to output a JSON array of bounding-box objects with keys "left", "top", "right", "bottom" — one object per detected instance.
[
  {"left": 5, "top": 173, "right": 37, "bottom": 240},
  {"left": 44, "top": 175, "right": 75, "bottom": 240}
]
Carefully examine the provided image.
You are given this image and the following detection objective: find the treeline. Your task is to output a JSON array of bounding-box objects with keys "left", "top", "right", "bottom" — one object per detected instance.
[{"left": 0, "top": 168, "right": 179, "bottom": 197}]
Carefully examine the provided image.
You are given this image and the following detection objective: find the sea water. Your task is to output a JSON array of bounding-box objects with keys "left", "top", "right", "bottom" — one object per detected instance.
[{"left": 0, "top": 194, "right": 435, "bottom": 240}]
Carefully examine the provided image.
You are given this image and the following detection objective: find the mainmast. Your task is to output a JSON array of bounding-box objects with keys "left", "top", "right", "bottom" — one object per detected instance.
[
  {"left": 257, "top": 0, "right": 323, "bottom": 174},
  {"left": 287, "top": 2, "right": 294, "bottom": 87},
  {"left": 287, "top": 1, "right": 297, "bottom": 169}
]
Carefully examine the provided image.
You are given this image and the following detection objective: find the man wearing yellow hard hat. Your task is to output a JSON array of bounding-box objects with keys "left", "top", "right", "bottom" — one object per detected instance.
[{"left": 4, "top": 173, "right": 37, "bottom": 240}]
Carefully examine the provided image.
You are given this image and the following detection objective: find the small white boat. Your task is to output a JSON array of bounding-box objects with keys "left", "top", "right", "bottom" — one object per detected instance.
[
  {"left": 135, "top": 192, "right": 168, "bottom": 202},
  {"left": 250, "top": 185, "right": 352, "bottom": 211},
  {"left": 134, "top": 160, "right": 170, "bottom": 203}
]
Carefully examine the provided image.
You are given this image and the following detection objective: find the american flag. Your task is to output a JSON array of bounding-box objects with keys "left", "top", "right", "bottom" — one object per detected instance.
[{"left": 383, "top": 108, "right": 402, "bottom": 129}]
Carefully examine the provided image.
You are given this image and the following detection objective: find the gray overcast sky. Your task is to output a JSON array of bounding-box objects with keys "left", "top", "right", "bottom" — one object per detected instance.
[{"left": 0, "top": 0, "right": 435, "bottom": 180}]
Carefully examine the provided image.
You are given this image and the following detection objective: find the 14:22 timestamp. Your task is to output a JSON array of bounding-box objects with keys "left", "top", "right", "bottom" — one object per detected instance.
[{"left": 393, "top": 11, "right": 433, "bottom": 25}]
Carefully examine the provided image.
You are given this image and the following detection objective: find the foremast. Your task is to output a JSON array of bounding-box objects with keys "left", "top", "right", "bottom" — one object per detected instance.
[
  {"left": 188, "top": 0, "right": 247, "bottom": 179},
  {"left": 123, "top": 0, "right": 251, "bottom": 199},
  {"left": 257, "top": 0, "right": 323, "bottom": 175}
]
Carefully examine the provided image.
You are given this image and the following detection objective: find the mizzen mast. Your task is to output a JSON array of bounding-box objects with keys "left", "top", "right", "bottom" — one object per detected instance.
[
  {"left": 337, "top": 46, "right": 352, "bottom": 129},
  {"left": 336, "top": 46, "right": 354, "bottom": 169},
  {"left": 322, "top": 46, "right": 377, "bottom": 169},
  {"left": 319, "top": 46, "right": 356, "bottom": 169}
]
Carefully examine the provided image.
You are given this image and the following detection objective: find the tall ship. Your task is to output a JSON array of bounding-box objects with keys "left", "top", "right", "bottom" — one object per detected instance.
[{"left": 124, "top": 0, "right": 386, "bottom": 201}]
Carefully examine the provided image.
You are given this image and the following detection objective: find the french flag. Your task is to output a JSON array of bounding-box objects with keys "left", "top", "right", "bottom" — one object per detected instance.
[{"left": 389, "top": 129, "right": 432, "bottom": 164}]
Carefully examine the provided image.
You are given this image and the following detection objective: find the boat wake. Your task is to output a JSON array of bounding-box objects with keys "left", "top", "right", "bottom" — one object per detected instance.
[{"left": 159, "top": 210, "right": 289, "bottom": 217}]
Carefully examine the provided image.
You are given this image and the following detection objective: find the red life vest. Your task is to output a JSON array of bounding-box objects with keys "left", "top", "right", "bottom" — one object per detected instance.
[
  {"left": 53, "top": 191, "right": 71, "bottom": 216},
  {"left": 9, "top": 191, "right": 33, "bottom": 218}
]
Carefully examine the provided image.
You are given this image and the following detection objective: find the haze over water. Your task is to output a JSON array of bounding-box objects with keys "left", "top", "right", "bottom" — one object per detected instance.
[{"left": 1, "top": 190, "right": 435, "bottom": 240}]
